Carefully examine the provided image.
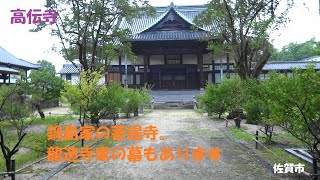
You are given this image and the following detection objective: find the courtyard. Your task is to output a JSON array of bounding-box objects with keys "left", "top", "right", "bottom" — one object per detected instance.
[{"left": 14, "top": 110, "right": 283, "bottom": 180}]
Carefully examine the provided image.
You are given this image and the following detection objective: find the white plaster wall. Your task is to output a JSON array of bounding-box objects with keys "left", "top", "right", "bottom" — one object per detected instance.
[
  {"left": 212, "top": 54, "right": 235, "bottom": 64},
  {"left": 203, "top": 54, "right": 213, "bottom": 64},
  {"left": 150, "top": 55, "right": 165, "bottom": 65},
  {"left": 182, "top": 54, "right": 197, "bottom": 64},
  {"left": 120, "top": 56, "right": 133, "bottom": 65},
  {"left": 213, "top": 54, "right": 228, "bottom": 64},
  {"left": 98, "top": 77, "right": 105, "bottom": 85},
  {"left": 61, "top": 74, "right": 66, "bottom": 80},
  {"left": 110, "top": 59, "right": 119, "bottom": 65},
  {"left": 71, "top": 74, "right": 80, "bottom": 85},
  {"left": 136, "top": 55, "right": 144, "bottom": 65},
  {"left": 9, "top": 74, "right": 20, "bottom": 83}
]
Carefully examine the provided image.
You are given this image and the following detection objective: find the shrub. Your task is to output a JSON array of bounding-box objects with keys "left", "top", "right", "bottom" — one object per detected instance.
[
  {"left": 199, "top": 77, "right": 241, "bottom": 118},
  {"left": 265, "top": 65, "right": 320, "bottom": 158},
  {"left": 243, "top": 100, "right": 262, "bottom": 124},
  {"left": 122, "top": 88, "right": 142, "bottom": 118}
]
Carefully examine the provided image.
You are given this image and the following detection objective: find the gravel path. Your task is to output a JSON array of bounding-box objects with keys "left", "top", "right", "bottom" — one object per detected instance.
[{"left": 47, "top": 110, "right": 283, "bottom": 180}]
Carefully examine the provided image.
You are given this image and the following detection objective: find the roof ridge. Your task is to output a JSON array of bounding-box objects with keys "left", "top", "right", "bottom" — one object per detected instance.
[
  {"left": 155, "top": 4, "right": 206, "bottom": 9},
  {"left": 137, "top": 7, "right": 205, "bottom": 34},
  {"left": 0, "top": 46, "right": 40, "bottom": 69},
  {"left": 268, "top": 61, "right": 319, "bottom": 63}
]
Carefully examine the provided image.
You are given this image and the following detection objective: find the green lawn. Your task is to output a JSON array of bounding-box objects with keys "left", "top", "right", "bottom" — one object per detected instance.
[{"left": 227, "top": 126, "right": 311, "bottom": 170}]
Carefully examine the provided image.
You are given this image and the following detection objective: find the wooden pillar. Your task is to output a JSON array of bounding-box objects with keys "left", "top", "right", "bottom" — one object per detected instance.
[
  {"left": 143, "top": 55, "right": 148, "bottom": 85},
  {"left": 133, "top": 66, "right": 136, "bottom": 87},
  {"left": 119, "top": 56, "right": 122, "bottom": 84},
  {"left": 197, "top": 53, "right": 204, "bottom": 89},
  {"left": 3, "top": 74, "right": 7, "bottom": 84},
  {"left": 8, "top": 74, "right": 11, "bottom": 84},
  {"left": 212, "top": 60, "right": 216, "bottom": 83}
]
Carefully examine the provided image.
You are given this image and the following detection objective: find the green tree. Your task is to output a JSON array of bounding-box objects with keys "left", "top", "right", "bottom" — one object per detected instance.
[
  {"left": 265, "top": 65, "right": 320, "bottom": 158},
  {"left": 64, "top": 71, "right": 106, "bottom": 126},
  {"left": 32, "top": 0, "right": 154, "bottom": 72},
  {"left": 37, "top": 60, "right": 56, "bottom": 75},
  {"left": 271, "top": 38, "right": 320, "bottom": 61},
  {"left": 23, "top": 60, "right": 64, "bottom": 119},
  {"left": 195, "top": 0, "right": 294, "bottom": 79},
  {"left": 241, "top": 79, "right": 274, "bottom": 143},
  {"left": 0, "top": 85, "right": 30, "bottom": 175},
  {"left": 63, "top": 70, "right": 127, "bottom": 125}
]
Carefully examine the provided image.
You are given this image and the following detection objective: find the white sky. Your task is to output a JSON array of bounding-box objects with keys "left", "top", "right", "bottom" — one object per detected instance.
[{"left": 0, "top": 0, "right": 319, "bottom": 72}]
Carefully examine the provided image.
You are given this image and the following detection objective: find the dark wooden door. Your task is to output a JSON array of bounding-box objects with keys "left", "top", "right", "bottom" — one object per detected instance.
[{"left": 149, "top": 65, "right": 197, "bottom": 90}]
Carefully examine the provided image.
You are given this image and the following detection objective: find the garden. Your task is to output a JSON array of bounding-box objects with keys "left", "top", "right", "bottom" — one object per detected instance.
[
  {"left": 0, "top": 61, "right": 151, "bottom": 178},
  {"left": 197, "top": 64, "right": 320, "bottom": 177}
]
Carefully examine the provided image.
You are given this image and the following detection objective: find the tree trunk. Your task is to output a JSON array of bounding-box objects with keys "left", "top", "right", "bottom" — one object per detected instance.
[
  {"left": 35, "top": 103, "right": 45, "bottom": 119},
  {"left": 134, "top": 107, "right": 138, "bottom": 117},
  {"left": 0, "top": 130, "right": 26, "bottom": 174},
  {"left": 5, "top": 157, "right": 10, "bottom": 172}
]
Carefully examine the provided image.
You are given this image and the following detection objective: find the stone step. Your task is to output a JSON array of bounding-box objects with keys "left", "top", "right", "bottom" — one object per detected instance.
[
  {"left": 151, "top": 90, "right": 203, "bottom": 103},
  {"left": 154, "top": 102, "right": 194, "bottom": 109}
]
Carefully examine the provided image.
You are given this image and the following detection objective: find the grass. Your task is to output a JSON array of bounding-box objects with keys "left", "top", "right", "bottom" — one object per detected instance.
[
  {"left": 260, "top": 146, "right": 302, "bottom": 165},
  {"left": 32, "top": 115, "right": 76, "bottom": 125},
  {"left": 0, "top": 115, "right": 77, "bottom": 172},
  {"left": 227, "top": 126, "right": 312, "bottom": 171},
  {"left": 273, "top": 131, "right": 304, "bottom": 147},
  {"left": 229, "top": 127, "right": 255, "bottom": 143}
]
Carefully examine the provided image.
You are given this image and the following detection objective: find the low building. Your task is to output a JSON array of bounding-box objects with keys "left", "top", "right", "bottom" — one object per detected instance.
[
  {"left": 58, "top": 64, "right": 105, "bottom": 85},
  {"left": 57, "top": 64, "right": 82, "bottom": 85},
  {"left": 0, "top": 46, "right": 40, "bottom": 84},
  {"left": 260, "top": 56, "right": 320, "bottom": 79}
]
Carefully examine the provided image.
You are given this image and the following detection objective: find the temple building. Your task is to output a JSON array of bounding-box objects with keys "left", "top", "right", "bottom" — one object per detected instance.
[
  {"left": 0, "top": 46, "right": 40, "bottom": 84},
  {"left": 107, "top": 4, "right": 234, "bottom": 90},
  {"left": 58, "top": 4, "right": 320, "bottom": 89}
]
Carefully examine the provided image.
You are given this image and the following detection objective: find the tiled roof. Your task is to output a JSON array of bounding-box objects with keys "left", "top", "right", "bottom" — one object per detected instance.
[
  {"left": 300, "top": 56, "right": 320, "bottom": 62},
  {"left": 0, "top": 66, "right": 20, "bottom": 74},
  {"left": 0, "top": 46, "right": 40, "bottom": 69},
  {"left": 263, "top": 61, "right": 320, "bottom": 71},
  {"left": 119, "top": 4, "right": 215, "bottom": 41},
  {"left": 131, "top": 30, "right": 209, "bottom": 41},
  {"left": 58, "top": 64, "right": 82, "bottom": 74}
]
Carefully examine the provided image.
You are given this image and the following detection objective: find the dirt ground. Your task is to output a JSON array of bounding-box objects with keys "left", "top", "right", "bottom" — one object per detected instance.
[{"left": 16, "top": 110, "right": 289, "bottom": 180}]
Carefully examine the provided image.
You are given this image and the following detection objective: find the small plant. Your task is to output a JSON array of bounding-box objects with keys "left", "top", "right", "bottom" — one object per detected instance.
[{"left": 123, "top": 88, "right": 142, "bottom": 118}]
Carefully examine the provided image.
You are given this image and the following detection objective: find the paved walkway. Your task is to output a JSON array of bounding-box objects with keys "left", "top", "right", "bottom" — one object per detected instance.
[{"left": 50, "top": 110, "right": 281, "bottom": 180}]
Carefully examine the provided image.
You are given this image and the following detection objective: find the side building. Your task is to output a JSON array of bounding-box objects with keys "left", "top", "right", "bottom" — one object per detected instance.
[
  {"left": 58, "top": 64, "right": 105, "bottom": 85},
  {"left": 0, "top": 46, "right": 40, "bottom": 84},
  {"left": 260, "top": 56, "right": 320, "bottom": 79}
]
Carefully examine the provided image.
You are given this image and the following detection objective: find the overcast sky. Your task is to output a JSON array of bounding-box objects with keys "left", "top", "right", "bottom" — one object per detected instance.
[{"left": 0, "top": 0, "right": 319, "bottom": 72}]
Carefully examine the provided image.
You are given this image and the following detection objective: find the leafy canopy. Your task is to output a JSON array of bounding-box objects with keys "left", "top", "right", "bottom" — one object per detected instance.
[
  {"left": 195, "top": 0, "right": 294, "bottom": 79},
  {"left": 271, "top": 38, "right": 320, "bottom": 61},
  {"left": 264, "top": 65, "right": 320, "bottom": 157},
  {"left": 32, "top": 0, "right": 155, "bottom": 71}
]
